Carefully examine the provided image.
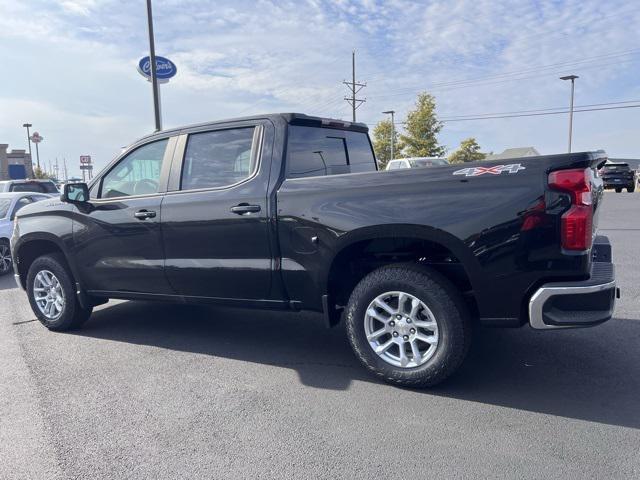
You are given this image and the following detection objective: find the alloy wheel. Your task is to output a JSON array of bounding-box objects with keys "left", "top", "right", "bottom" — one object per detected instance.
[
  {"left": 364, "top": 291, "right": 439, "bottom": 368},
  {"left": 33, "top": 270, "right": 65, "bottom": 320},
  {"left": 0, "top": 244, "right": 11, "bottom": 274}
]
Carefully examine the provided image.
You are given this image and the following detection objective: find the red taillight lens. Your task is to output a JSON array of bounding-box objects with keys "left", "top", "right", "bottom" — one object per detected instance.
[
  {"left": 561, "top": 205, "right": 592, "bottom": 250},
  {"left": 548, "top": 168, "right": 593, "bottom": 251}
]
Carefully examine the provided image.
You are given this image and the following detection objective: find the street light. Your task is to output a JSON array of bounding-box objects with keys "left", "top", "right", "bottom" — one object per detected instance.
[
  {"left": 560, "top": 75, "right": 578, "bottom": 153},
  {"left": 22, "top": 123, "right": 33, "bottom": 171},
  {"left": 382, "top": 110, "right": 395, "bottom": 163}
]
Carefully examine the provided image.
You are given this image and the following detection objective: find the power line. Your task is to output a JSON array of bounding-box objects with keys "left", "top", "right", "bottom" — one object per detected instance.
[
  {"left": 439, "top": 103, "right": 640, "bottom": 122},
  {"left": 439, "top": 99, "right": 640, "bottom": 120},
  {"left": 363, "top": 101, "right": 640, "bottom": 125}
]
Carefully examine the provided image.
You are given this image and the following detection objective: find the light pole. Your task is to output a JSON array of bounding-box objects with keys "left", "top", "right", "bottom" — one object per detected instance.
[
  {"left": 382, "top": 110, "right": 395, "bottom": 163},
  {"left": 560, "top": 75, "right": 578, "bottom": 153},
  {"left": 22, "top": 123, "right": 33, "bottom": 170},
  {"left": 146, "top": 0, "right": 161, "bottom": 131}
]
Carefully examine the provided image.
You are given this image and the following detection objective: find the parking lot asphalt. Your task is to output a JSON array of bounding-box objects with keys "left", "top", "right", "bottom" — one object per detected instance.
[{"left": 1, "top": 191, "right": 638, "bottom": 479}]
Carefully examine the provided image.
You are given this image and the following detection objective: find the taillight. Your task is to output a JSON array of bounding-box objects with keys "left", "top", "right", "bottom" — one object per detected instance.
[{"left": 548, "top": 168, "right": 593, "bottom": 251}]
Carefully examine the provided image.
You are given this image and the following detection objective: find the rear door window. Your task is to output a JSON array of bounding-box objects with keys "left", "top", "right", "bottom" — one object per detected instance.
[
  {"left": 180, "top": 127, "right": 258, "bottom": 191},
  {"left": 286, "top": 126, "right": 376, "bottom": 179}
]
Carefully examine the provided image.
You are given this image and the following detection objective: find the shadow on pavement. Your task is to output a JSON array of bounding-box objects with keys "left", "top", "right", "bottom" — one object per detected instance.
[
  {"left": 74, "top": 300, "right": 640, "bottom": 429},
  {"left": 0, "top": 273, "right": 17, "bottom": 291}
]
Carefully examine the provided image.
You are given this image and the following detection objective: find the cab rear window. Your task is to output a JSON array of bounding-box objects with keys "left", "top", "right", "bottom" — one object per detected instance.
[{"left": 286, "top": 126, "right": 377, "bottom": 179}]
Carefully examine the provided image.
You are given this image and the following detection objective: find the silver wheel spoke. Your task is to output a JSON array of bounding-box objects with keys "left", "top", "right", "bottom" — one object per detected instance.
[
  {"left": 374, "top": 339, "right": 394, "bottom": 354},
  {"left": 398, "top": 345, "right": 409, "bottom": 367},
  {"left": 414, "top": 320, "right": 437, "bottom": 330},
  {"left": 409, "top": 298, "right": 420, "bottom": 318},
  {"left": 416, "top": 333, "right": 438, "bottom": 345},
  {"left": 397, "top": 292, "right": 408, "bottom": 314},
  {"left": 366, "top": 328, "right": 387, "bottom": 341},
  {"left": 410, "top": 340, "right": 422, "bottom": 363},
  {"left": 374, "top": 298, "right": 395, "bottom": 315},
  {"left": 367, "top": 308, "right": 389, "bottom": 323}
]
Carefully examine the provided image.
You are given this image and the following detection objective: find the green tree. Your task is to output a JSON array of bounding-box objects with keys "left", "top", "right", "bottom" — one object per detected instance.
[
  {"left": 32, "top": 166, "right": 48, "bottom": 179},
  {"left": 448, "top": 138, "right": 486, "bottom": 164},
  {"left": 372, "top": 119, "right": 398, "bottom": 169},
  {"left": 398, "top": 92, "right": 445, "bottom": 158}
]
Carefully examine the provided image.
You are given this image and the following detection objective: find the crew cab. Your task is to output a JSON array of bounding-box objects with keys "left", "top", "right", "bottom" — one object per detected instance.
[
  {"left": 599, "top": 162, "right": 636, "bottom": 193},
  {"left": 11, "top": 113, "right": 617, "bottom": 387}
]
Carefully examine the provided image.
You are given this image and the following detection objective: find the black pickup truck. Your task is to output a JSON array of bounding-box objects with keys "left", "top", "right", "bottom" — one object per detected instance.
[
  {"left": 11, "top": 113, "right": 617, "bottom": 387},
  {"left": 599, "top": 162, "right": 636, "bottom": 193}
]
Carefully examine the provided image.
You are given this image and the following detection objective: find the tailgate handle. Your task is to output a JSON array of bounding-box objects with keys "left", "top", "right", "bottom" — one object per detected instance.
[{"left": 231, "top": 203, "right": 261, "bottom": 215}]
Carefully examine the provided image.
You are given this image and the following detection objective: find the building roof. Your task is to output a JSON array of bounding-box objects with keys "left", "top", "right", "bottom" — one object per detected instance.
[{"left": 485, "top": 147, "right": 540, "bottom": 161}]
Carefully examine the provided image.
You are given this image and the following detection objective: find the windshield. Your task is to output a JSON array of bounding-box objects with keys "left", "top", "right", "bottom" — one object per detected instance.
[{"left": 0, "top": 199, "right": 11, "bottom": 218}]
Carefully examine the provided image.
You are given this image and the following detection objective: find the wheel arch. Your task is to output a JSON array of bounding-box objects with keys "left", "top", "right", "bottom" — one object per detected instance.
[
  {"left": 13, "top": 233, "right": 77, "bottom": 290},
  {"left": 323, "top": 224, "right": 482, "bottom": 326}
]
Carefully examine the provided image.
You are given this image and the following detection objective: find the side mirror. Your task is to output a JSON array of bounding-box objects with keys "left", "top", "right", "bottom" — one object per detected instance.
[{"left": 61, "top": 183, "right": 90, "bottom": 203}]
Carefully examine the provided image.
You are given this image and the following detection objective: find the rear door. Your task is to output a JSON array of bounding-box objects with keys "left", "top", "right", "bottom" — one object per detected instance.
[
  {"left": 73, "top": 137, "right": 176, "bottom": 294},
  {"left": 161, "top": 120, "right": 275, "bottom": 301}
]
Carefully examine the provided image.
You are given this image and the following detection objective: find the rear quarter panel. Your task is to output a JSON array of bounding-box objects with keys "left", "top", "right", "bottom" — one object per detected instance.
[{"left": 277, "top": 152, "right": 603, "bottom": 321}]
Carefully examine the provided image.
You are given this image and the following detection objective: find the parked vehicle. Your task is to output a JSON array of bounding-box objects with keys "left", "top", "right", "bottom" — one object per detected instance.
[
  {"left": 386, "top": 157, "right": 449, "bottom": 170},
  {"left": 0, "top": 192, "right": 52, "bottom": 275},
  {"left": 0, "top": 179, "right": 60, "bottom": 194},
  {"left": 11, "top": 114, "right": 617, "bottom": 387},
  {"left": 599, "top": 162, "right": 636, "bottom": 192}
]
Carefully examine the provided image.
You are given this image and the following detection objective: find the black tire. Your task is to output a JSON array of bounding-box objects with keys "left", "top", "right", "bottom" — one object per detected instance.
[
  {"left": 615, "top": 188, "right": 622, "bottom": 193},
  {"left": 628, "top": 186, "right": 635, "bottom": 193},
  {"left": 26, "top": 253, "right": 92, "bottom": 331},
  {"left": 345, "top": 264, "right": 471, "bottom": 388},
  {"left": 0, "top": 239, "right": 12, "bottom": 276}
]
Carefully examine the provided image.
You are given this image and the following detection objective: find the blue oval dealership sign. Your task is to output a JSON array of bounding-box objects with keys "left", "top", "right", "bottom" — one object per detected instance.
[{"left": 137, "top": 56, "right": 177, "bottom": 82}]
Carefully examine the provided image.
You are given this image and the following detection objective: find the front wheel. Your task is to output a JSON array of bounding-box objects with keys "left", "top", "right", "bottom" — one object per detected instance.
[
  {"left": 615, "top": 188, "right": 622, "bottom": 193},
  {"left": 345, "top": 265, "right": 471, "bottom": 388},
  {"left": 628, "top": 186, "right": 635, "bottom": 193},
  {"left": 26, "top": 253, "right": 92, "bottom": 331}
]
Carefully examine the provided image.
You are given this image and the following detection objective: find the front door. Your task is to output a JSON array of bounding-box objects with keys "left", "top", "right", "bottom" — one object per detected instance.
[
  {"left": 161, "top": 123, "right": 274, "bottom": 301},
  {"left": 74, "top": 138, "right": 174, "bottom": 294}
]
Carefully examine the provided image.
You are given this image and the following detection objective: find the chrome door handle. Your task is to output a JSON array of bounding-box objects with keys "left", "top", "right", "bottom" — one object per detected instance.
[
  {"left": 134, "top": 209, "right": 156, "bottom": 220},
  {"left": 230, "top": 204, "right": 261, "bottom": 215}
]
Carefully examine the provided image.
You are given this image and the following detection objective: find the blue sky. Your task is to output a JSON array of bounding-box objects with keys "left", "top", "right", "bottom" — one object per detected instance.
[{"left": 1, "top": 0, "right": 639, "bottom": 176}]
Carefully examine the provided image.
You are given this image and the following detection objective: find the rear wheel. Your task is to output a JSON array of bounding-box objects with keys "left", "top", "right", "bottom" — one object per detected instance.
[
  {"left": 26, "top": 253, "right": 92, "bottom": 331},
  {"left": 0, "top": 240, "right": 11, "bottom": 275},
  {"left": 345, "top": 265, "right": 471, "bottom": 388},
  {"left": 628, "top": 186, "right": 635, "bottom": 193},
  {"left": 615, "top": 187, "right": 622, "bottom": 193}
]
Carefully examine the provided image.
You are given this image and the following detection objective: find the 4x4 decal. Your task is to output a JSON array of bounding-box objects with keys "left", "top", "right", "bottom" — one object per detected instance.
[{"left": 453, "top": 164, "right": 526, "bottom": 177}]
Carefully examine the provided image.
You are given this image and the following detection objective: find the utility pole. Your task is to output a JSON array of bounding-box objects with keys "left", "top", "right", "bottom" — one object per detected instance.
[
  {"left": 382, "top": 110, "right": 396, "bottom": 162},
  {"left": 63, "top": 158, "right": 68, "bottom": 182},
  {"left": 560, "top": 75, "right": 578, "bottom": 153},
  {"left": 343, "top": 50, "right": 366, "bottom": 122},
  {"left": 146, "top": 0, "right": 162, "bottom": 131},
  {"left": 22, "top": 123, "right": 33, "bottom": 171}
]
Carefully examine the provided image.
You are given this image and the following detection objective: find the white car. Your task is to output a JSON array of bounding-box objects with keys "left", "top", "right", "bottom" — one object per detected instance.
[
  {"left": 385, "top": 157, "right": 449, "bottom": 170},
  {"left": 0, "top": 192, "right": 53, "bottom": 275}
]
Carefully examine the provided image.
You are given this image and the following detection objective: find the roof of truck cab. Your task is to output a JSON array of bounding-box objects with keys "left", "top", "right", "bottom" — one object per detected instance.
[{"left": 135, "top": 113, "right": 369, "bottom": 144}]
